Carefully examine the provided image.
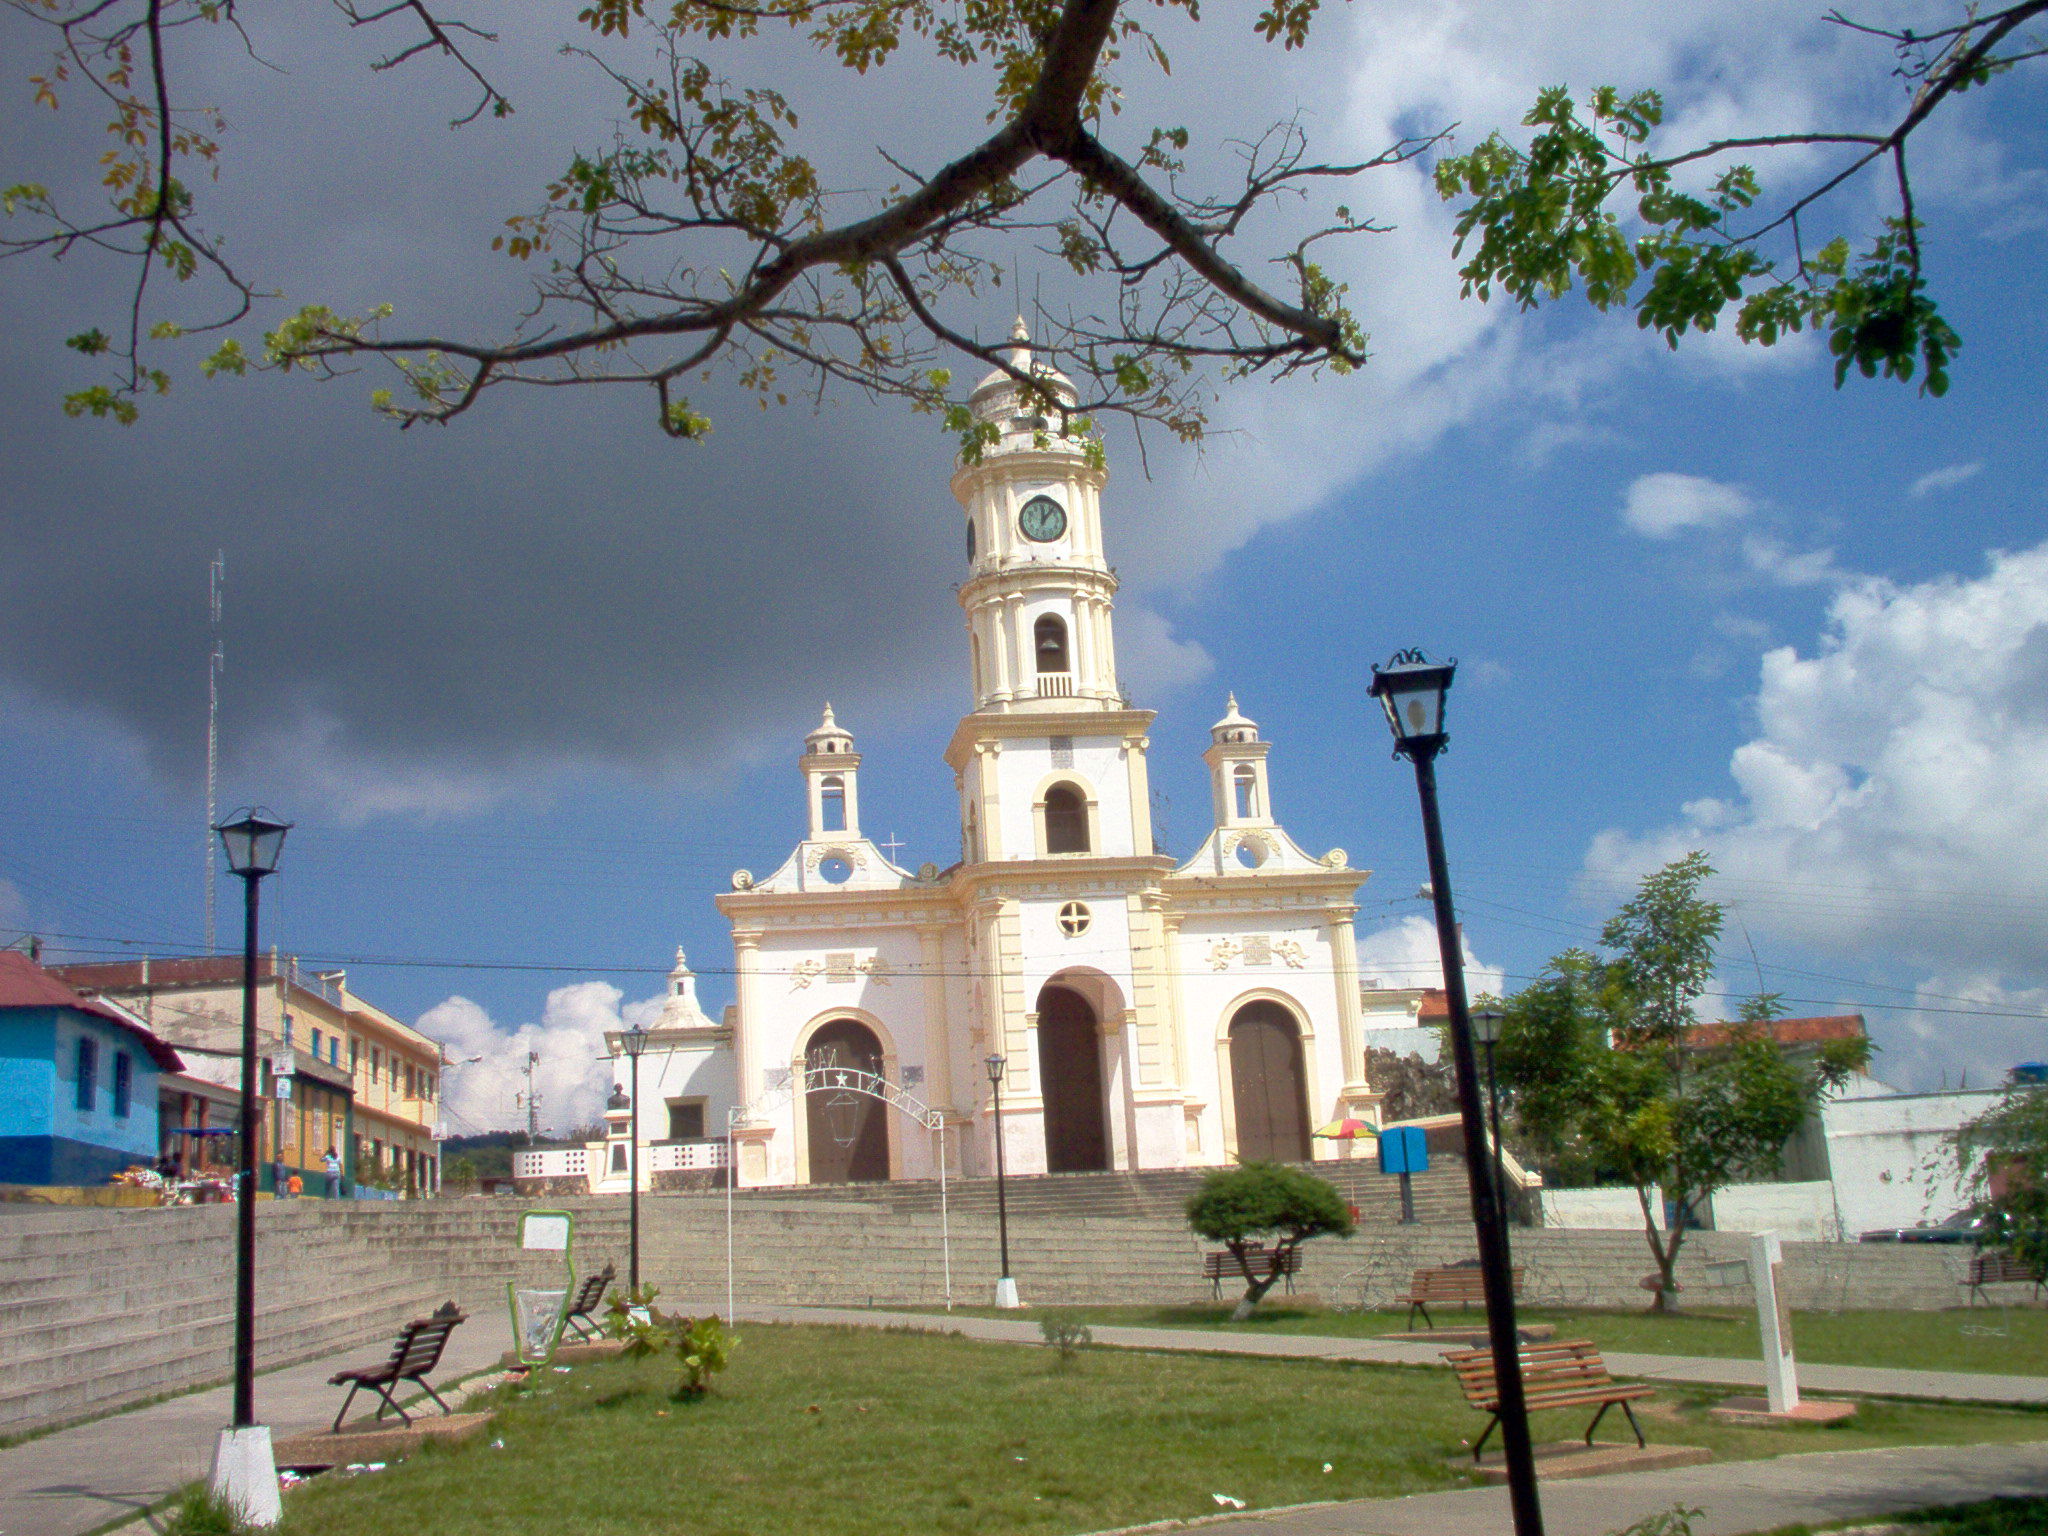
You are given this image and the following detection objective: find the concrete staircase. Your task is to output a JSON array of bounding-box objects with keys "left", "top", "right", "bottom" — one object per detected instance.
[{"left": 0, "top": 1167, "right": 1966, "bottom": 1439}]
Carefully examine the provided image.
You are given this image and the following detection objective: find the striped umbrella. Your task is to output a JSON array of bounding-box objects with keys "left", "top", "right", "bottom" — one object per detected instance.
[{"left": 1313, "top": 1117, "right": 1372, "bottom": 1140}]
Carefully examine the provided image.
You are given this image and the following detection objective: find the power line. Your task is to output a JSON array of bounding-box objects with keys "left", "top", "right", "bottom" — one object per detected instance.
[{"left": 12, "top": 924, "right": 2048, "bottom": 1024}]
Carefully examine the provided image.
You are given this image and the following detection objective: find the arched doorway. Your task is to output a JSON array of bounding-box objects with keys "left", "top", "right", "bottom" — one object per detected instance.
[
  {"left": 1037, "top": 986, "right": 1109, "bottom": 1172},
  {"left": 804, "top": 1019, "right": 890, "bottom": 1182},
  {"left": 1228, "top": 1001, "right": 1311, "bottom": 1162}
]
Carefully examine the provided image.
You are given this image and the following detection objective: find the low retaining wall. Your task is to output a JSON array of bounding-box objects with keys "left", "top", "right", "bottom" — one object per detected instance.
[{"left": 0, "top": 1191, "right": 1980, "bottom": 1435}]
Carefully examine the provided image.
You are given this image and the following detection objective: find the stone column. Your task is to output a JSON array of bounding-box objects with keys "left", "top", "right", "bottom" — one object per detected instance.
[
  {"left": 918, "top": 923, "right": 955, "bottom": 1113},
  {"left": 732, "top": 929, "right": 764, "bottom": 1121},
  {"left": 1326, "top": 905, "right": 1368, "bottom": 1095}
]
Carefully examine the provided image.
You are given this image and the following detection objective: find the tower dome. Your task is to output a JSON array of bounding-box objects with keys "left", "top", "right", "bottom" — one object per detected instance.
[
  {"left": 805, "top": 703, "right": 855, "bottom": 757},
  {"left": 969, "top": 317, "right": 1079, "bottom": 426},
  {"left": 1210, "top": 693, "right": 1259, "bottom": 745}
]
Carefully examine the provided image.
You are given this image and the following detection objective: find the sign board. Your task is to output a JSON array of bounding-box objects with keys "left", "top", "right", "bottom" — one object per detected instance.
[
  {"left": 1377, "top": 1125, "right": 1429, "bottom": 1176},
  {"left": 274, "top": 1076, "right": 292, "bottom": 1101},
  {"left": 271, "top": 1050, "right": 295, "bottom": 1078},
  {"left": 520, "top": 1211, "right": 572, "bottom": 1252}
]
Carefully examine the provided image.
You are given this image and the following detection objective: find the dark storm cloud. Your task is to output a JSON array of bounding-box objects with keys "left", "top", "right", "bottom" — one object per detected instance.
[{"left": 0, "top": 0, "right": 1389, "bottom": 812}]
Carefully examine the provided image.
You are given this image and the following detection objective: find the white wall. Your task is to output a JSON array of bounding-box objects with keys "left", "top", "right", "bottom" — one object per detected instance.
[
  {"left": 1540, "top": 1186, "right": 1664, "bottom": 1231},
  {"left": 1822, "top": 1086, "right": 1996, "bottom": 1237},
  {"left": 1708, "top": 1180, "right": 1841, "bottom": 1242}
]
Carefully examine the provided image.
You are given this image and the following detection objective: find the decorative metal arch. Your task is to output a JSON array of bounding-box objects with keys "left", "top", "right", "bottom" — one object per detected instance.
[{"left": 722, "top": 1058, "right": 954, "bottom": 1317}]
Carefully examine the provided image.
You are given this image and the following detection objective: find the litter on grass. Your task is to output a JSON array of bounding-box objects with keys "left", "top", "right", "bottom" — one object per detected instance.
[{"left": 1212, "top": 1495, "right": 1245, "bottom": 1509}]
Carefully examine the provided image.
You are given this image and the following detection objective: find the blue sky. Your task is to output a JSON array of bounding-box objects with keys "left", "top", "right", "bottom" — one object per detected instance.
[{"left": 3, "top": 0, "right": 2044, "bottom": 1133}]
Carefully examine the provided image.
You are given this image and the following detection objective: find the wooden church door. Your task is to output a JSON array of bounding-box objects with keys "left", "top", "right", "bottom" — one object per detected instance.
[
  {"left": 1228, "top": 1002, "right": 1311, "bottom": 1162},
  {"left": 804, "top": 1019, "right": 890, "bottom": 1183},
  {"left": 1037, "top": 987, "right": 1110, "bottom": 1172}
]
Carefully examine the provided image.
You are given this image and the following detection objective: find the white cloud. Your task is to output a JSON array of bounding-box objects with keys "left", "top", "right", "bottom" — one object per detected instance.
[
  {"left": 1741, "top": 533, "right": 1849, "bottom": 588},
  {"left": 1585, "top": 540, "right": 2048, "bottom": 1085},
  {"left": 421, "top": 979, "right": 661, "bottom": 1138},
  {"left": 1355, "top": 913, "right": 1505, "bottom": 1000},
  {"left": 1622, "top": 472, "right": 1756, "bottom": 538},
  {"left": 1909, "top": 461, "right": 1985, "bottom": 499},
  {"left": 1115, "top": 606, "right": 1215, "bottom": 698}
]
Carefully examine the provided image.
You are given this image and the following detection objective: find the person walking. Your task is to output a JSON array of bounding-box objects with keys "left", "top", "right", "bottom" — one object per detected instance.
[{"left": 322, "top": 1146, "right": 342, "bottom": 1199}]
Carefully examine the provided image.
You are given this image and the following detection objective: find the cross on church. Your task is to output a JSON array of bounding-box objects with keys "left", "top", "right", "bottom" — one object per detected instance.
[{"left": 881, "top": 831, "right": 906, "bottom": 861}]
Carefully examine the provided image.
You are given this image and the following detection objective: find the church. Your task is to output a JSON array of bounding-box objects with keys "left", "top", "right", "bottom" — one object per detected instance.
[{"left": 615, "top": 325, "right": 1393, "bottom": 1189}]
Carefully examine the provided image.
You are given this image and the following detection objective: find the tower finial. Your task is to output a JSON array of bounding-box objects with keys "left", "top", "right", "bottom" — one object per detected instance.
[
  {"left": 1011, "top": 314, "right": 1030, "bottom": 344},
  {"left": 820, "top": 702, "right": 836, "bottom": 728}
]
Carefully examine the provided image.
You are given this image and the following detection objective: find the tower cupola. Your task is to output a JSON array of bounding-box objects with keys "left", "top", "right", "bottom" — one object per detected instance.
[
  {"left": 1204, "top": 693, "right": 1273, "bottom": 827},
  {"left": 800, "top": 704, "right": 862, "bottom": 838}
]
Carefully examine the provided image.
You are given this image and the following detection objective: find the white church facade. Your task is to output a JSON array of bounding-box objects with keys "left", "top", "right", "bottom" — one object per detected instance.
[{"left": 605, "top": 327, "right": 1398, "bottom": 1189}]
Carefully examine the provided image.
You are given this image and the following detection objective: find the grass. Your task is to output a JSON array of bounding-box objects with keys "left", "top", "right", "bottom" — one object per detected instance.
[
  {"left": 273, "top": 1324, "right": 2048, "bottom": 1536},
  {"left": 936, "top": 1302, "right": 2048, "bottom": 1377}
]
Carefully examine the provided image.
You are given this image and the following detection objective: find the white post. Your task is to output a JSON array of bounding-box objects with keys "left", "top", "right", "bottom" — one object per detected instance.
[
  {"left": 1751, "top": 1229, "right": 1798, "bottom": 1414},
  {"left": 937, "top": 1119, "right": 953, "bottom": 1311},
  {"left": 725, "top": 1123, "right": 736, "bottom": 1323}
]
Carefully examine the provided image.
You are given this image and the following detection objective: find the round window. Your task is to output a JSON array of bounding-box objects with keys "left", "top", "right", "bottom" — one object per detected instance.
[
  {"left": 818, "top": 857, "right": 854, "bottom": 884},
  {"left": 1234, "top": 837, "right": 1269, "bottom": 869},
  {"left": 1057, "top": 900, "right": 1091, "bottom": 936}
]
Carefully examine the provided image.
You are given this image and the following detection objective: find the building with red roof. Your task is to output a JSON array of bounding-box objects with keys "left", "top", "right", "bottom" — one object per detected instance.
[{"left": 0, "top": 949, "right": 183, "bottom": 1186}]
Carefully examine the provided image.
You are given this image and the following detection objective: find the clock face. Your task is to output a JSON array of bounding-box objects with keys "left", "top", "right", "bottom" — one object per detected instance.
[{"left": 1019, "top": 495, "right": 1067, "bottom": 543}]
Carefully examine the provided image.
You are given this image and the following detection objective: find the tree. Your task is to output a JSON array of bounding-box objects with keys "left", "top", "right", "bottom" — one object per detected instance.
[
  {"left": 1363, "top": 1044, "right": 1459, "bottom": 1124},
  {"left": 4, "top": 0, "right": 2040, "bottom": 433},
  {"left": 1185, "top": 1160, "right": 1352, "bottom": 1320},
  {"left": 1955, "top": 1080, "right": 2048, "bottom": 1281},
  {"left": 1496, "top": 854, "right": 1868, "bottom": 1313}
]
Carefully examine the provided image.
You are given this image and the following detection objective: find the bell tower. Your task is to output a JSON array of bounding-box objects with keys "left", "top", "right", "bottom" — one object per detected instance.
[
  {"left": 952, "top": 320, "right": 1122, "bottom": 713},
  {"left": 801, "top": 704, "right": 860, "bottom": 839},
  {"left": 944, "top": 322, "right": 1159, "bottom": 867}
]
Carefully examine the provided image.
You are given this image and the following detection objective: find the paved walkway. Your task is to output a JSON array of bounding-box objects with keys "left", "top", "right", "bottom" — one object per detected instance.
[
  {"left": 0, "top": 1320, "right": 513, "bottom": 1536},
  {"left": 752, "top": 1304, "right": 2048, "bottom": 1406},
  {"left": 1119, "top": 1442, "right": 2048, "bottom": 1536}
]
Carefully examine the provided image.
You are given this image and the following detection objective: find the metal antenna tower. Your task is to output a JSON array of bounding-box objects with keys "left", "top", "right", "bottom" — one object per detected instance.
[
  {"left": 204, "top": 552, "right": 225, "bottom": 952},
  {"left": 523, "top": 1050, "right": 540, "bottom": 1143}
]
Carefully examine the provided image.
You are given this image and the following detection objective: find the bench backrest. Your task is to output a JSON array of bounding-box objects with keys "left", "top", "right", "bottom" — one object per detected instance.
[
  {"left": 1411, "top": 1266, "right": 1522, "bottom": 1299},
  {"left": 1443, "top": 1338, "right": 1610, "bottom": 1407},
  {"left": 380, "top": 1305, "right": 466, "bottom": 1381},
  {"left": 569, "top": 1264, "right": 615, "bottom": 1315},
  {"left": 1971, "top": 1252, "right": 2041, "bottom": 1285}
]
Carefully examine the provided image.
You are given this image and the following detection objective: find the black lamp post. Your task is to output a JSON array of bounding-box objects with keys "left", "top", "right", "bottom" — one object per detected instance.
[
  {"left": 1367, "top": 653, "right": 1544, "bottom": 1536},
  {"left": 984, "top": 1054, "right": 1017, "bottom": 1308},
  {"left": 1471, "top": 1006, "right": 1510, "bottom": 1232},
  {"left": 214, "top": 808, "right": 289, "bottom": 1434},
  {"left": 619, "top": 1022, "right": 652, "bottom": 1294}
]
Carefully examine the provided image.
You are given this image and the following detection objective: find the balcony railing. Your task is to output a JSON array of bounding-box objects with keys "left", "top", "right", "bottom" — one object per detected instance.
[{"left": 1036, "top": 671, "right": 1074, "bottom": 698}]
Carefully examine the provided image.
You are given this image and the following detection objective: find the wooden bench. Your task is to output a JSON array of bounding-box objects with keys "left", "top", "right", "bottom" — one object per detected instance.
[
  {"left": 562, "top": 1263, "right": 617, "bottom": 1341},
  {"left": 1444, "top": 1338, "right": 1654, "bottom": 1461},
  {"left": 1965, "top": 1251, "right": 2045, "bottom": 1305},
  {"left": 327, "top": 1302, "right": 467, "bottom": 1432},
  {"left": 1397, "top": 1265, "right": 1523, "bottom": 1330},
  {"left": 1203, "top": 1246, "right": 1303, "bottom": 1299}
]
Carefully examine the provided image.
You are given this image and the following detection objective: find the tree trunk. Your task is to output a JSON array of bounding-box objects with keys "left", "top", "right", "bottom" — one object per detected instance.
[
  {"left": 1228, "top": 1241, "right": 1284, "bottom": 1321},
  {"left": 1636, "top": 1184, "right": 1686, "bottom": 1314}
]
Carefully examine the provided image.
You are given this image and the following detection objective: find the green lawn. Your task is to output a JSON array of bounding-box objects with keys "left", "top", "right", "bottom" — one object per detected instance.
[
  {"left": 274, "top": 1325, "right": 2048, "bottom": 1536},
  {"left": 940, "top": 1302, "right": 2048, "bottom": 1377}
]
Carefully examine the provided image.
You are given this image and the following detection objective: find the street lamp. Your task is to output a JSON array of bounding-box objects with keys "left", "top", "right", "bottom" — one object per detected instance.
[
  {"left": 212, "top": 806, "right": 290, "bottom": 1528},
  {"left": 984, "top": 1054, "right": 1018, "bottom": 1309},
  {"left": 1470, "top": 1006, "right": 1509, "bottom": 1232},
  {"left": 1368, "top": 653, "right": 1544, "bottom": 1536},
  {"left": 619, "top": 1022, "right": 653, "bottom": 1295}
]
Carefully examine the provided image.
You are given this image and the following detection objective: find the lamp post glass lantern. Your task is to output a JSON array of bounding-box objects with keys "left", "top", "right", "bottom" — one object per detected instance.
[
  {"left": 1367, "top": 655, "right": 1545, "bottom": 1536},
  {"left": 620, "top": 1024, "right": 652, "bottom": 1294},
  {"left": 985, "top": 1054, "right": 1018, "bottom": 1308},
  {"left": 209, "top": 806, "right": 290, "bottom": 1527}
]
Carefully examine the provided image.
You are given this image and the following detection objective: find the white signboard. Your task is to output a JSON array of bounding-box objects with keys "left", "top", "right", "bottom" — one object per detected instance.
[{"left": 521, "top": 1212, "right": 572, "bottom": 1252}]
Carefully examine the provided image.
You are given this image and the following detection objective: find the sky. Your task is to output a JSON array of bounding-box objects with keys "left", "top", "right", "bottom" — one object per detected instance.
[{"left": 2, "top": 0, "right": 2045, "bottom": 1138}]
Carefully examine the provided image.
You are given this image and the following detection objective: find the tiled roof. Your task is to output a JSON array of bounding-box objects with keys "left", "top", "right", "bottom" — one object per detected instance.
[
  {"left": 52, "top": 955, "right": 275, "bottom": 990},
  {"left": 1686, "top": 1014, "right": 1866, "bottom": 1050},
  {"left": 0, "top": 951, "right": 184, "bottom": 1070}
]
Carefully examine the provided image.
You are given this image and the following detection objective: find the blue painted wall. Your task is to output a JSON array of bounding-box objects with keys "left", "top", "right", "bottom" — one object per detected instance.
[{"left": 0, "top": 1004, "right": 163, "bottom": 1185}]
